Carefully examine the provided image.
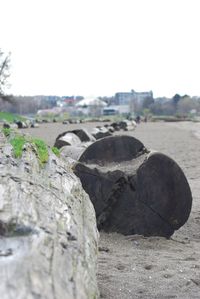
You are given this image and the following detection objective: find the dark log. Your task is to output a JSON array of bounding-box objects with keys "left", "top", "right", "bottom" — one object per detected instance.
[
  {"left": 79, "top": 135, "right": 145, "bottom": 165},
  {"left": 90, "top": 127, "right": 112, "bottom": 140},
  {"left": 54, "top": 132, "right": 81, "bottom": 149},
  {"left": 104, "top": 125, "right": 115, "bottom": 133},
  {"left": 74, "top": 135, "right": 192, "bottom": 238},
  {"left": 55, "top": 129, "right": 96, "bottom": 143},
  {"left": 119, "top": 120, "right": 137, "bottom": 131},
  {"left": 0, "top": 132, "right": 99, "bottom": 299},
  {"left": 110, "top": 122, "right": 120, "bottom": 131}
]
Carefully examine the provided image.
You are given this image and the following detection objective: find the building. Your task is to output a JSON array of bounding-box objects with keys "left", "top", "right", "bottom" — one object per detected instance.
[
  {"left": 75, "top": 98, "right": 107, "bottom": 117},
  {"left": 114, "top": 89, "right": 153, "bottom": 113}
]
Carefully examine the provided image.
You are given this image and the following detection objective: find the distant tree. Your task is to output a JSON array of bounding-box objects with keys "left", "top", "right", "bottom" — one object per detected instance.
[
  {"left": 142, "top": 97, "right": 154, "bottom": 110},
  {"left": 177, "top": 96, "right": 198, "bottom": 115},
  {"left": 0, "top": 49, "right": 11, "bottom": 97},
  {"left": 149, "top": 102, "right": 163, "bottom": 115},
  {"left": 172, "top": 94, "right": 181, "bottom": 112}
]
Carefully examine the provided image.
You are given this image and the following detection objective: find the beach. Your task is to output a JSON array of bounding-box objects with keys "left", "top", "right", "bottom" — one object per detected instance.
[{"left": 22, "top": 121, "right": 200, "bottom": 299}]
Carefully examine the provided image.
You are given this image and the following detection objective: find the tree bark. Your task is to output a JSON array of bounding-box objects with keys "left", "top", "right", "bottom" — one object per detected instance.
[{"left": 0, "top": 133, "right": 99, "bottom": 299}]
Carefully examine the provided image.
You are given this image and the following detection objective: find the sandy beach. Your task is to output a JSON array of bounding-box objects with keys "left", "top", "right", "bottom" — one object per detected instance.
[{"left": 22, "top": 121, "right": 200, "bottom": 299}]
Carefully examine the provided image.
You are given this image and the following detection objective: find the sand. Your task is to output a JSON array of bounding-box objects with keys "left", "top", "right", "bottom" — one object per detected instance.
[{"left": 22, "top": 121, "right": 200, "bottom": 299}]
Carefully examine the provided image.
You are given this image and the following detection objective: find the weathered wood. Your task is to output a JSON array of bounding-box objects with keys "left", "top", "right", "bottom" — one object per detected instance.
[
  {"left": 119, "top": 120, "right": 137, "bottom": 131},
  {"left": 74, "top": 135, "right": 192, "bottom": 238},
  {"left": 90, "top": 127, "right": 112, "bottom": 140},
  {"left": 0, "top": 133, "right": 99, "bottom": 299},
  {"left": 54, "top": 132, "right": 82, "bottom": 149},
  {"left": 110, "top": 122, "right": 120, "bottom": 131},
  {"left": 104, "top": 125, "right": 115, "bottom": 133},
  {"left": 56, "top": 129, "right": 96, "bottom": 143},
  {"left": 79, "top": 135, "right": 145, "bottom": 165},
  {"left": 60, "top": 142, "right": 92, "bottom": 161}
]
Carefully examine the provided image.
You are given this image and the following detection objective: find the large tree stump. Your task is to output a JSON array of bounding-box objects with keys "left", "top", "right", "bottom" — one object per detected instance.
[
  {"left": 0, "top": 132, "right": 99, "bottom": 299},
  {"left": 74, "top": 135, "right": 192, "bottom": 238}
]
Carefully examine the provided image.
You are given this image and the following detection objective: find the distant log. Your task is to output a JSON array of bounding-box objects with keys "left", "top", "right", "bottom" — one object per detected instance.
[
  {"left": 0, "top": 132, "right": 99, "bottom": 299},
  {"left": 56, "top": 129, "right": 96, "bottom": 143},
  {"left": 119, "top": 120, "right": 137, "bottom": 131},
  {"left": 54, "top": 132, "right": 82, "bottom": 149},
  {"left": 90, "top": 127, "right": 112, "bottom": 140},
  {"left": 60, "top": 142, "right": 92, "bottom": 161},
  {"left": 74, "top": 135, "right": 192, "bottom": 238}
]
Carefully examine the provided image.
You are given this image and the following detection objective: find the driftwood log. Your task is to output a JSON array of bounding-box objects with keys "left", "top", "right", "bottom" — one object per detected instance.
[
  {"left": 74, "top": 135, "right": 192, "bottom": 238},
  {"left": 90, "top": 127, "right": 112, "bottom": 140},
  {"left": 54, "top": 132, "right": 82, "bottom": 149},
  {"left": 55, "top": 129, "right": 96, "bottom": 143},
  {"left": 60, "top": 143, "right": 92, "bottom": 161},
  {"left": 0, "top": 132, "right": 99, "bottom": 299}
]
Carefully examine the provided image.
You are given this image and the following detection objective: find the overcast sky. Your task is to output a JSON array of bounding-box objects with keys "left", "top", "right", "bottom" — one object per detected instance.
[{"left": 1, "top": 0, "right": 200, "bottom": 98}]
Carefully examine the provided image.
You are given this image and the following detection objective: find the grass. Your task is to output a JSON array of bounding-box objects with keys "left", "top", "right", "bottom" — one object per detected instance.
[
  {"left": 10, "top": 135, "right": 26, "bottom": 158},
  {"left": 2, "top": 127, "right": 12, "bottom": 137},
  {"left": 32, "top": 139, "right": 49, "bottom": 164},
  {"left": 51, "top": 146, "right": 60, "bottom": 157},
  {"left": 0, "top": 111, "right": 26, "bottom": 123},
  {"left": 11, "top": 136, "right": 49, "bottom": 165},
  {"left": 1, "top": 128, "right": 50, "bottom": 165}
]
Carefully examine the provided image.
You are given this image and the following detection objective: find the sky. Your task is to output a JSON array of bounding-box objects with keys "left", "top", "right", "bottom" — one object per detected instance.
[{"left": 1, "top": 0, "right": 200, "bottom": 98}]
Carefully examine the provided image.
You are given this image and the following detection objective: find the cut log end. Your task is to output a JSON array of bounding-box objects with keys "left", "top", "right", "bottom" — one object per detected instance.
[
  {"left": 79, "top": 135, "right": 146, "bottom": 165},
  {"left": 74, "top": 136, "right": 192, "bottom": 238}
]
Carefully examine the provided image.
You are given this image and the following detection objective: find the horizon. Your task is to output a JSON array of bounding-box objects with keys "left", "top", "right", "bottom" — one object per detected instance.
[{"left": 1, "top": 0, "right": 200, "bottom": 98}]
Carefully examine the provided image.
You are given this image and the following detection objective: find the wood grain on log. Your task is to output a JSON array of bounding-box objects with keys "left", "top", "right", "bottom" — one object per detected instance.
[{"left": 0, "top": 133, "right": 99, "bottom": 299}]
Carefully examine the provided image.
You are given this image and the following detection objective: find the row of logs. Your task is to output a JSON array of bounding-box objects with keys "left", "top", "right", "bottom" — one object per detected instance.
[
  {"left": 54, "top": 128, "right": 192, "bottom": 238},
  {"left": 0, "top": 122, "right": 192, "bottom": 298}
]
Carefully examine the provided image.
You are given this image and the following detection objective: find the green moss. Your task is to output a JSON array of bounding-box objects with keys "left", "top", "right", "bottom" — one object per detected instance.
[
  {"left": 51, "top": 146, "right": 60, "bottom": 157},
  {"left": 6, "top": 133, "right": 49, "bottom": 166},
  {"left": 2, "top": 127, "right": 12, "bottom": 137},
  {"left": 32, "top": 138, "right": 49, "bottom": 165},
  {"left": 10, "top": 136, "right": 26, "bottom": 158}
]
